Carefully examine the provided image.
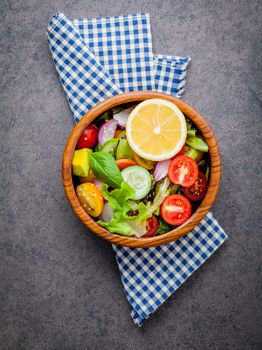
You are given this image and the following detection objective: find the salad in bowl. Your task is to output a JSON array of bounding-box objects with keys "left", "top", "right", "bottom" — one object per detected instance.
[{"left": 65, "top": 93, "right": 218, "bottom": 245}]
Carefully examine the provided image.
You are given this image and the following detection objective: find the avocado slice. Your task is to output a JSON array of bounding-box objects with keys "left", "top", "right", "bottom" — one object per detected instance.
[
  {"left": 72, "top": 148, "right": 92, "bottom": 176},
  {"left": 101, "top": 138, "right": 119, "bottom": 157},
  {"left": 116, "top": 139, "right": 132, "bottom": 160}
]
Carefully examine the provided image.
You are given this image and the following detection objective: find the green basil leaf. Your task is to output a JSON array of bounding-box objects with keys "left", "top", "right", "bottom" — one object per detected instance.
[
  {"left": 155, "top": 219, "right": 172, "bottom": 235},
  {"left": 89, "top": 151, "right": 123, "bottom": 188}
]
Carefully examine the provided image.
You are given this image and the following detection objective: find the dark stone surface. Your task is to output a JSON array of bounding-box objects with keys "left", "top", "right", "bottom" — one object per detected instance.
[{"left": 0, "top": 1, "right": 261, "bottom": 349}]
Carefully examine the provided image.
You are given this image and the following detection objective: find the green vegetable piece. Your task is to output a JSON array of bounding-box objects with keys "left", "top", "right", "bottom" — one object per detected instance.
[
  {"left": 101, "top": 138, "right": 119, "bottom": 157},
  {"left": 89, "top": 151, "right": 123, "bottom": 188},
  {"left": 98, "top": 219, "right": 133, "bottom": 236},
  {"left": 94, "top": 143, "right": 102, "bottom": 152},
  {"left": 156, "top": 219, "right": 172, "bottom": 235},
  {"left": 187, "top": 129, "right": 196, "bottom": 136},
  {"left": 116, "top": 139, "right": 132, "bottom": 159},
  {"left": 185, "top": 146, "right": 199, "bottom": 160},
  {"left": 146, "top": 177, "right": 170, "bottom": 214},
  {"left": 169, "top": 184, "right": 180, "bottom": 194},
  {"left": 94, "top": 110, "right": 112, "bottom": 127},
  {"left": 154, "top": 207, "right": 160, "bottom": 216},
  {"left": 186, "top": 119, "right": 193, "bottom": 130},
  {"left": 186, "top": 136, "right": 209, "bottom": 152},
  {"left": 101, "top": 181, "right": 135, "bottom": 219},
  {"left": 198, "top": 160, "right": 205, "bottom": 167},
  {"left": 72, "top": 148, "right": 92, "bottom": 177},
  {"left": 206, "top": 166, "right": 210, "bottom": 180}
]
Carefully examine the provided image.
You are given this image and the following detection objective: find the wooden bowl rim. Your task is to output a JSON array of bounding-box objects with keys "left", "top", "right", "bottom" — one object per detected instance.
[{"left": 62, "top": 91, "right": 221, "bottom": 248}]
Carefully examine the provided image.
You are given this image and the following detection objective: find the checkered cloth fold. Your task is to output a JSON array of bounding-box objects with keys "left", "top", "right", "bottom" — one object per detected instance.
[{"left": 47, "top": 12, "right": 228, "bottom": 326}]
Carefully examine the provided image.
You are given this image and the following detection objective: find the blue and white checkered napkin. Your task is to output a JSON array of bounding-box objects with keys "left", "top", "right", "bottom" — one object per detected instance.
[{"left": 47, "top": 12, "right": 228, "bottom": 326}]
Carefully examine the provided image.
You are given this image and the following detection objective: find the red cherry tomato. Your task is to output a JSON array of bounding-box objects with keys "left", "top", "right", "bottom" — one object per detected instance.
[
  {"left": 143, "top": 215, "right": 159, "bottom": 237},
  {"left": 172, "top": 145, "right": 186, "bottom": 158},
  {"left": 116, "top": 159, "right": 137, "bottom": 170},
  {"left": 183, "top": 171, "right": 208, "bottom": 201},
  {"left": 76, "top": 125, "right": 98, "bottom": 149},
  {"left": 160, "top": 194, "right": 192, "bottom": 226},
  {"left": 168, "top": 155, "right": 198, "bottom": 187}
]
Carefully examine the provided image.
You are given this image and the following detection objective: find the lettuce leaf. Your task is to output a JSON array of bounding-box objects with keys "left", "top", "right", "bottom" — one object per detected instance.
[
  {"left": 100, "top": 181, "right": 135, "bottom": 220},
  {"left": 98, "top": 219, "right": 133, "bottom": 236},
  {"left": 98, "top": 181, "right": 152, "bottom": 237},
  {"left": 146, "top": 177, "right": 170, "bottom": 214}
]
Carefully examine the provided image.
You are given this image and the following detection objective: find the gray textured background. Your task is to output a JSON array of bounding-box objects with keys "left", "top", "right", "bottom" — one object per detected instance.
[{"left": 1, "top": 0, "right": 262, "bottom": 349}]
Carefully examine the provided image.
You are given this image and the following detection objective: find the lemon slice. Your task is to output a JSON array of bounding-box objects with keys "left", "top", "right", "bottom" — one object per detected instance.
[{"left": 126, "top": 99, "right": 187, "bottom": 161}]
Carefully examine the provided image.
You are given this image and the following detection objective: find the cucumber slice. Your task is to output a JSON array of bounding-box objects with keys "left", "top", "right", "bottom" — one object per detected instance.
[{"left": 121, "top": 166, "right": 151, "bottom": 200}]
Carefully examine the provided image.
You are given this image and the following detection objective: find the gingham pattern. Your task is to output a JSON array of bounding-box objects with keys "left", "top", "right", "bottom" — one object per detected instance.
[
  {"left": 71, "top": 14, "right": 155, "bottom": 92},
  {"left": 47, "top": 13, "right": 190, "bottom": 123},
  {"left": 47, "top": 13, "right": 121, "bottom": 123},
  {"left": 113, "top": 212, "right": 227, "bottom": 326},
  {"left": 47, "top": 12, "right": 228, "bottom": 327},
  {"left": 154, "top": 55, "right": 191, "bottom": 97}
]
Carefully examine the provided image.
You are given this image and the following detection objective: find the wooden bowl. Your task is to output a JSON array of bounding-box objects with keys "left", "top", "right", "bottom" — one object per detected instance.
[{"left": 62, "top": 91, "right": 221, "bottom": 248}]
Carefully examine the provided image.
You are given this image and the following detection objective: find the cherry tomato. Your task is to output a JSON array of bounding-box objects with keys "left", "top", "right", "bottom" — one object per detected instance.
[
  {"left": 160, "top": 194, "right": 192, "bottom": 226},
  {"left": 76, "top": 182, "right": 103, "bottom": 217},
  {"left": 76, "top": 125, "right": 98, "bottom": 149},
  {"left": 116, "top": 159, "right": 137, "bottom": 170},
  {"left": 172, "top": 145, "right": 186, "bottom": 158},
  {"left": 132, "top": 152, "right": 156, "bottom": 170},
  {"left": 143, "top": 215, "right": 159, "bottom": 237},
  {"left": 168, "top": 155, "right": 198, "bottom": 187},
  {"left": 183, "top": 171, "right": 208, "bottom": 201}
]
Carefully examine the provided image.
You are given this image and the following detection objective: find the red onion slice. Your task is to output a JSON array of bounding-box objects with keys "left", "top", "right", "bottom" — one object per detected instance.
[
  {"left": 100, "top": 202, "right": 114, "bottom": 222},
  {"left": 93, "top": 178, "right": 103, "bottom": 191},
  {"left": 113, "top": 106, "right": 134, "bottom": 127},
  {"left": 98, "top": 119, "right": 118, "bottom": 145},
  {"left": 154, "top": 159, "right": 171, "bottom": 181}
]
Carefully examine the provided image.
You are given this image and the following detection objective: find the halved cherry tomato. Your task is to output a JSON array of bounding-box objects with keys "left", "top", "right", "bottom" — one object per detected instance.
[
  {"left": 116, "top": 159, "right": 137, "bottom": 170},
  {"left": 76, "top": 182, "right": 103, "bottom": 217},
  {"left": 160, "top": 194, "right": 192, "bottom": 226},
  {"left": 172, "top": 144, "right": 186, "bottom": 159},
  {"left": 183, "top": 171, "right": 208, "bottom": 201},
  {"left": 76, "top": 124, "right": 98, "bottom": 149},
  {"left": 143, "top": 215, "right": 158, "bottom": 237},
  {"left": 132, "top": 152, "right": 156, "bottom": 170},
  {"left": 114, "top": 129, "right": 123, "bottom": 138},
  {"left": 168, "top": 155, "right": 198, "bottom": 187}
]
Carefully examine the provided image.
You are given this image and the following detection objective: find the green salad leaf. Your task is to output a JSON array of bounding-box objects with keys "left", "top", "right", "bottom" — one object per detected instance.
[
  {"left": 146, "top": 177, "right": 170, "bottom": 214},
  {"left": 97, "top": 181, "right": 152, "bottom": 237},
  {"left": 99, "top": 219, "right": 133, "bottom": 236},
  {"left": 89, "top": 151, "right": 123, "bottom": 188},
  {"left": 101, "top": 181, "right": 135, "bottom": 220}
]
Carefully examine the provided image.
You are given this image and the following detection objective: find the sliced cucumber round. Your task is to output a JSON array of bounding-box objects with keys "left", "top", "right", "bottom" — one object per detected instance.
[{"left": 121, "top": 166, "right": 151, "bottom": 200}]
